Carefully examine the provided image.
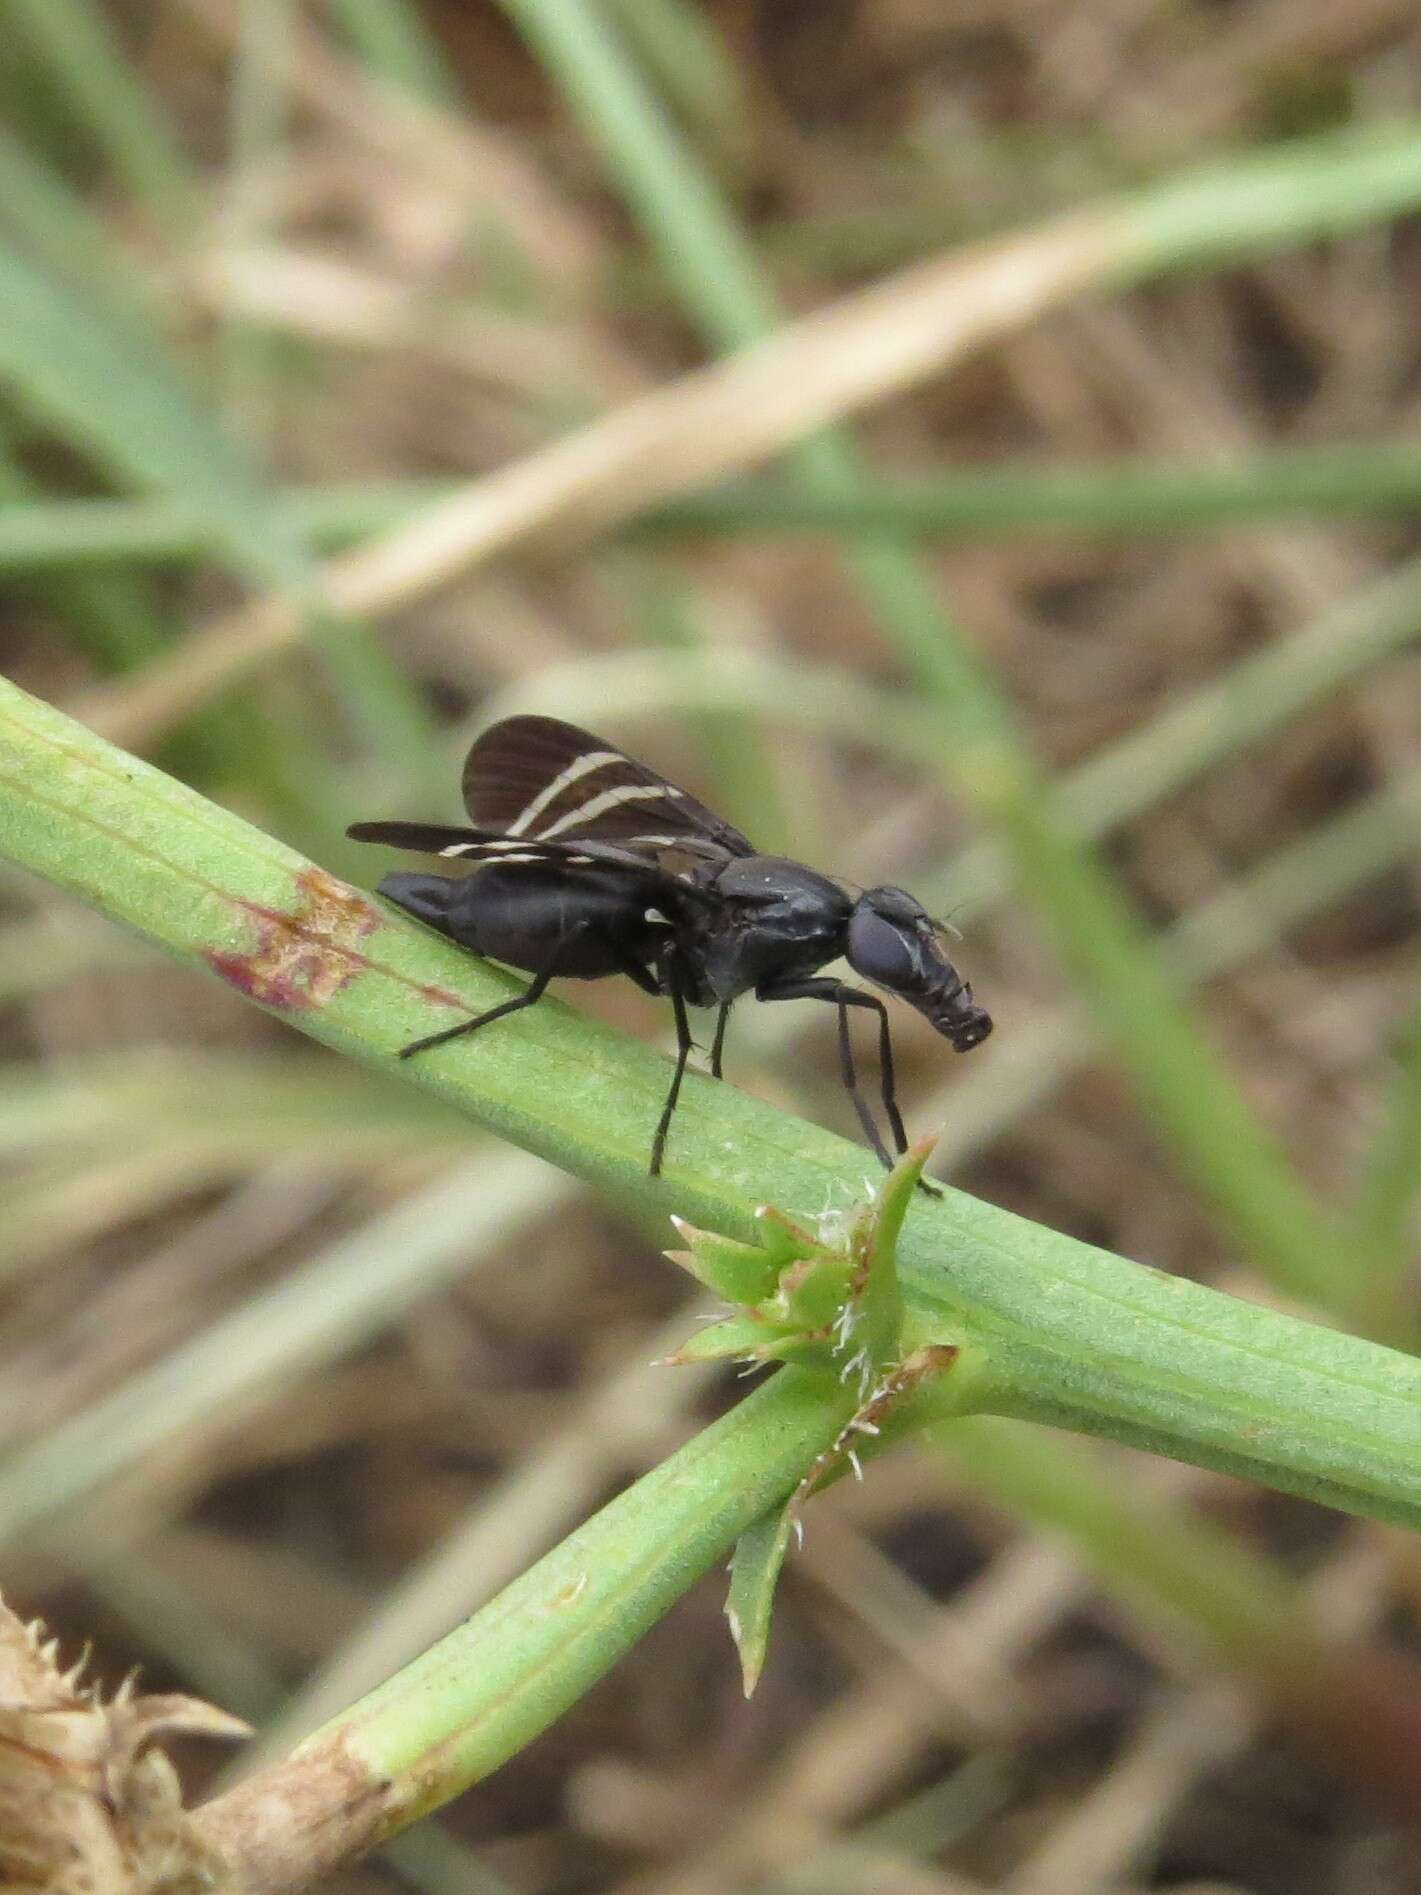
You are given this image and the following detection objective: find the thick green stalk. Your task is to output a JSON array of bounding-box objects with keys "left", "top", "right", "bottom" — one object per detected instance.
[
  {"left": 4, "top": 676, "right": 1421, "bottom": 1529},
  {"left": 11, "top": 676, "right": 1421, "bottom": 1881},
  {"left": 197, "top": 1369, "right": 865, "bottom": 1890}
]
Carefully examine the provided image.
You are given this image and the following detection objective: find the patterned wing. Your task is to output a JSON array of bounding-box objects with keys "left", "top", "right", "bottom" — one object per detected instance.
[
  {"left": 461, "top": 716, "right": 755, "bottom": 868},
  {"left": 346, "top": 818, "right": 704, "bottom": 892}
]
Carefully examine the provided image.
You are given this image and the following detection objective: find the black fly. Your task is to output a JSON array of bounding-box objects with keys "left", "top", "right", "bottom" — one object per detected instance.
[{"left": 348, "top": 716, "right": 991, "bottom": 1179}]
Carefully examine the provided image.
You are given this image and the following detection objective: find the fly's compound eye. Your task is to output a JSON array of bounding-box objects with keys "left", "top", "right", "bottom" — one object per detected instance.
[{"left": 846, "top": 907, "right": 916, "bottom": 990}]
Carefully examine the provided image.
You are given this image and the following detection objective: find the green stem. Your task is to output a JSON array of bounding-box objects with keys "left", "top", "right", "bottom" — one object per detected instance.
[
  {"left": 10, "top": 675, "right": 1421, "bottom": 1878},
  {"left": 4, "top": 674, "right": 1421, "bottom": 1531},
  {"left": 198, "top": 1368, "right": 862, "bottom": 1889}
]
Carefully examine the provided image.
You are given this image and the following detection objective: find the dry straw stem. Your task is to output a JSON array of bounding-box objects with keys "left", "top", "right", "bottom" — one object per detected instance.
[{"left": 77, "top": 209, "right": 1117, "bottom": 750}]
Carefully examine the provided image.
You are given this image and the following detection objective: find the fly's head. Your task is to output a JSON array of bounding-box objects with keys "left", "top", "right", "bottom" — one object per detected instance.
[{"left": 846, "top": 887, "right": 992, "bottom": 1052}]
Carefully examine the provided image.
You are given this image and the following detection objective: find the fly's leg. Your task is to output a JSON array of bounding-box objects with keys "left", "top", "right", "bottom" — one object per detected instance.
[
  {"left": 755, "top": 976, "right": 940, "bottom": 1197},
  {"left": 650, "top": 957, "right": 696, "bottom": 1177},
  {"left": 710, "top": 1001, "right": 732, "bottom": 1080},
  {"left": 396, "top": 950, "right": 568, "bottom": 1059}
]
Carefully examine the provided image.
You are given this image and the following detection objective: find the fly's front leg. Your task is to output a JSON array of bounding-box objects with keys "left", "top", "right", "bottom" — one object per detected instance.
[
  {"left": 755, "top": 976, "right": 892, "bottom": 1166},
  {"left": 755, "top": 976, "right": 940, "bottom": 1196}
]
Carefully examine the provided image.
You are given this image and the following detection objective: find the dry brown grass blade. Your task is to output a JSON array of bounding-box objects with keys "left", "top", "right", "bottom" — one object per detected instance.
[{"left": 74, "top": 207, "right": 1124, "bottom": 750}]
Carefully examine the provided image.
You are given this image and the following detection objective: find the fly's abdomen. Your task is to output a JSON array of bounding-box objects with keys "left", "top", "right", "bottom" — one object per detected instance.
[
  {"left": 444, "top": 863, "right": 658, "bottom": 978},
  {"left": 377, "top": 873, "right": 457, "bottom": 939}
]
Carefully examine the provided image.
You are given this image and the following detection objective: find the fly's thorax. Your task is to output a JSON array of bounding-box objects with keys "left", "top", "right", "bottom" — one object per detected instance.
[{"left": 687, "top": 855, "right": 852, "bottom": 1001}]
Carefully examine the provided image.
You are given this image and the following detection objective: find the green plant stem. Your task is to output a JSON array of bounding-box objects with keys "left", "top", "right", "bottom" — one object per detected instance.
[
  {"left": 197, "top": 1367, "right": 865, "bottom": 1890},
  {"left": 497, "top": 0, "right": 1349, "bottom": 1306},
  {"left": 11, "top": 676, "right": 1421, "bottom": 1876},
  {"left": 5, "top": 675, "right": 1421, "bottom": 1529}
]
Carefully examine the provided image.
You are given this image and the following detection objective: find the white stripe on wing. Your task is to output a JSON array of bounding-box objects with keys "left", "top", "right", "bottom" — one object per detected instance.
[
  {"left": 539, "top": 781, "right": 686, "bottom": 840},
  {"left": 505, "top": 748, "right": 624, "bottom": 836}
]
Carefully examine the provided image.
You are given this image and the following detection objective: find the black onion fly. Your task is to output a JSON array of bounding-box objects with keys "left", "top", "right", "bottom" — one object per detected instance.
[{"left": 349, "top": 716, "right": 991, "bottom": 1177}]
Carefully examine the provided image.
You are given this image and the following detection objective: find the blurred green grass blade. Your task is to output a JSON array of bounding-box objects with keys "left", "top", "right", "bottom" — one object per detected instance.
[
  {"left": 602, "top": 0, "right": 748, "bottom": 155},
  {"left": 648, "top": 446, "right": 1421, "bottom": 536},
  {"left": 0, "top": 1051, "right": 475, "bottom": 1163},
  {"left": 0, "top": 237, "right": 442, "bottom": 805},
  {"left": 0, "top": 121, "right": 130, "bottom": 296},
  {"left": 1348, "top": 1001, "right": 1421, "bottom": 1321},
  {"left": 499, "top": 0, "right": 1347, "bottom": 1305},
  {"left": 214, "top": 1, "right": 445, "bottom": 803},
  {"left": 0, "top": 1152, "right": 564, "bottom": 1538},
  {"left": 221, "top": 0, "right": 298, "bottom": 417},
  {"left": 1030, "top": 560, "right": 1421, "bottom": 893},
  {"left": 6, "top": 0, "right": 198, "bottom": 225},
  {"left": 943, "top": 1420, "right": 1329, "bottom": 1693},
  {"left": 938, "top": 1418, "right": 1397, "bottom": 1737},
  {"left": 0, "top": 436, "right": 249, "bottom": 786},
  {"left": 500, "top": 0, "right": 775, "bottom": 347},
  {"left": 328, "top": 0, "right": 461, "bottom": 106},
  {"left": 0, "top": 442, "right": 166, "bottom": 675},
  {"left": 7, "top": 444, "right": 1421, "bottom": 572},
  {"left": 932, "top": 763, "right": 1421, "bottom": 1233},
  {"left": 0, "top": 239, "right": 309, "bottom": 593},
  {"left": 631, "top": 565, "right": 791, "bottom": 854},
  {"left": 1133, "top": 121, "right": 1421, "bottom": 275}
]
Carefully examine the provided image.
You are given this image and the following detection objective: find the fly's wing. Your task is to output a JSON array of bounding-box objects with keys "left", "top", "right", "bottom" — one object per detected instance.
[
  {"left": 346, "top": 817, "right": 716, "bottom": 904},
  {"left": 348, "top": 821, "right": 490, "bottom": 853},
  {"left": 461, "top": 716, "right": 755, "bottom": 875}
]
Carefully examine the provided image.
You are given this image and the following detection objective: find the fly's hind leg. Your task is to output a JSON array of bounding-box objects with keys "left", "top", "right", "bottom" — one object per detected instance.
[{"left": 396, "top": 920, "right": 609, "bottom": 1059}]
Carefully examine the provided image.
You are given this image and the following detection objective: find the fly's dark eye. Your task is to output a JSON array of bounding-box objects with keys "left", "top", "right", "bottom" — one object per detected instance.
[{"left": 847, "top": 909, "right": 915, "bottom": 989}]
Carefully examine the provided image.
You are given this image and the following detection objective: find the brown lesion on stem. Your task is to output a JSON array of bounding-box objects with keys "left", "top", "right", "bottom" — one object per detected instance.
[
  {"left": 206, "top": 866, "right": 382, "bottom": 1011},
  {"left": 193, "top": 1730, "right": 397, "bottom": 1895}
]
